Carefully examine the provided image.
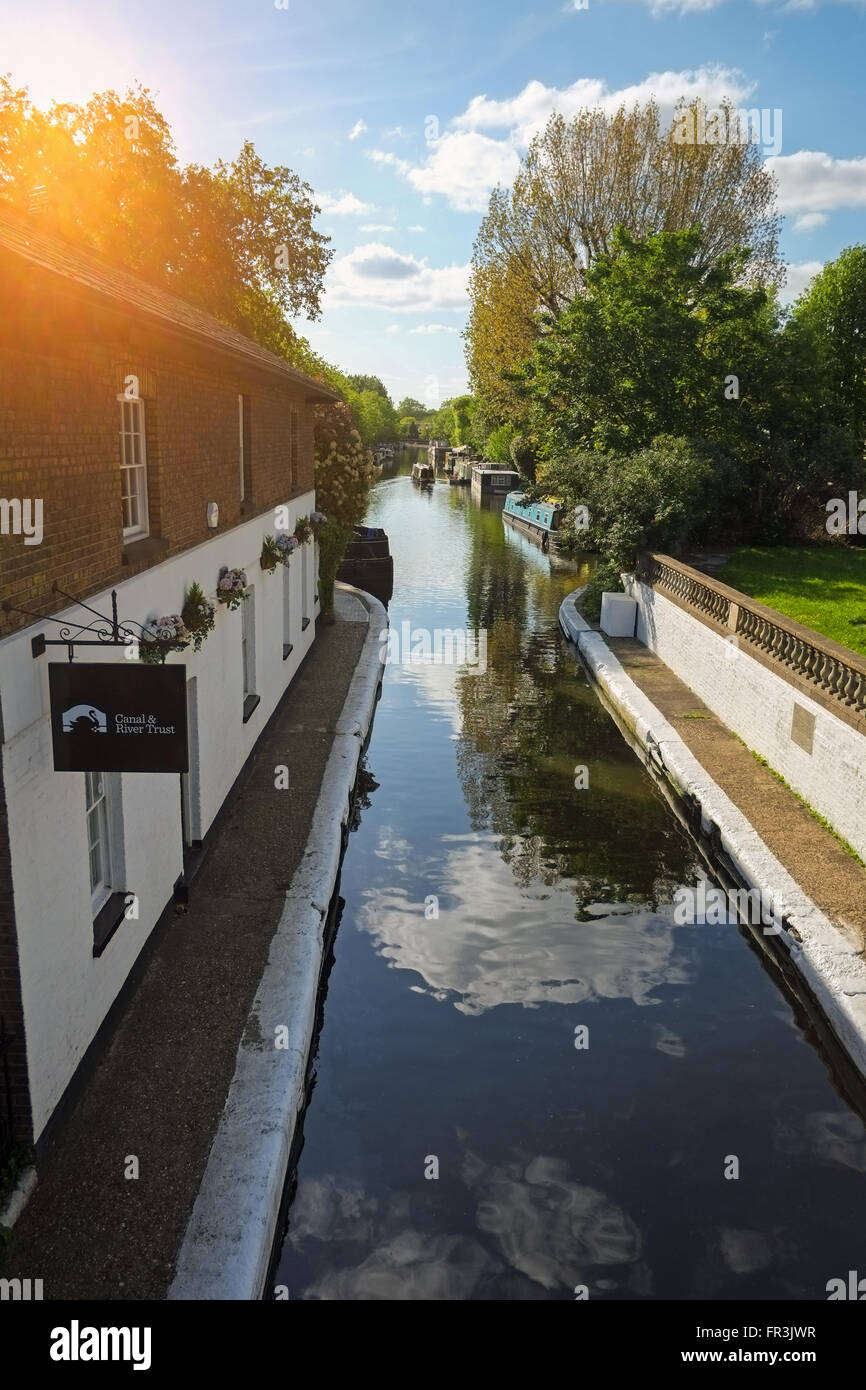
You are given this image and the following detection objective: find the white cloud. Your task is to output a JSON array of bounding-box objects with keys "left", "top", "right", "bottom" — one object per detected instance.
[
  {"left": 386, "top": 324, "right": 402, "bottom": 333},
  {"left": 768, "top": 151, "right": 866, "bottom": 213},
  {"left": 781, "top": 260, "right": 824, "bottom": 304},
  {"left": 793, "top": 211, "right": 829, "bottom": 232},
  {"left": 360, "top": 223, "right": 394, "bottom": 231},
  {"left": 368, "top": 150, "right": 412, "bottom": 176},
  {"left": 453, "top": 66, "right": 753, "bottom": 147},
  {"left": 408, "top": 225, "right": 426, "bottom": 232},
  {"left": 407, "top": 132, "right": 522, "bottom": 213},
  {"left": 325, "top": 242, "right": 470, "bottom": 312},
  {"left": 316, "top": 191, "right": 374, "bottom": 215},
  {"left": 348, "top": 119, "right": 368, "bottom": 141},
  {"left": 410, "top": 324, "right": 461, "bottom": 335},
  {"left": 373, "top": 67, "right": 754, "bottom": 213},
  {"left": 646, "top": 0, "right": 721, "bottom": 12}
]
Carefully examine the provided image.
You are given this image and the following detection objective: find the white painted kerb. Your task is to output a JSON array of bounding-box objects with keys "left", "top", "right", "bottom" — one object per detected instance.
[
  {"left": 169, "top": 584, "right": 387, "bottom": 1300},
  {"left": 559, "top": 587, "right": 866, "bottom": 1086}
]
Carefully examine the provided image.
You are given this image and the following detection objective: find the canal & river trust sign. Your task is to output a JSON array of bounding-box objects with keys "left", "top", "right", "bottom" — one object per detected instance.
[{"left": 49, "top": 663, "right": 188, "bottom": 772}]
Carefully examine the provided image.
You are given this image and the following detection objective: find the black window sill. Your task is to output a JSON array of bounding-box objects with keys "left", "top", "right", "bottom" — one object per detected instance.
[
  {"left": 283, "top": 643, "right": 294, "bottom": 661},
  {"left": 301, "top": 617, "right": 310, "bottom": 631},
  {"left": 123, "top": 535, "right": 169, "bottom": 566},
  {"left": 93, "top": 891, "right": 130, "bottom": 957},
  {"left": 242, "top": 693, "right": 261, "bottom": 723}
]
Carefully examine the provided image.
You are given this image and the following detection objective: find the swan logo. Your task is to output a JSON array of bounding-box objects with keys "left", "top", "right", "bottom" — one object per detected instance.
[{"left": 62, "top": 705, "right": 108, "bottom": 734}]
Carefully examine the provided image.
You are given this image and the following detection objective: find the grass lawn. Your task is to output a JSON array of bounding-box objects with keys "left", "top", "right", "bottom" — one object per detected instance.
[{"left": 719, "top": 545, "right": 866, "bottom": 659}]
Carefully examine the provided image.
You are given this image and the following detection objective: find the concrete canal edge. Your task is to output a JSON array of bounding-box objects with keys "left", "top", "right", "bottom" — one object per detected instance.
[
  {"left": 168, "top": 584, "right": 387, "bottom": 1301},
  {"left": 559, "top": 587, "right": 866, "bottom": 1086}
]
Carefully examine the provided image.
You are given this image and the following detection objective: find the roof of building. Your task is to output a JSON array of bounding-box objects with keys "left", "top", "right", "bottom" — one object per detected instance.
[{"left": 0, "top": 204, "right": 339, "bottom": 401}]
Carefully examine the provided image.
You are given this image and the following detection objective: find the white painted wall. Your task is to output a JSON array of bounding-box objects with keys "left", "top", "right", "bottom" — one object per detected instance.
[
  {"left": 624, "top": 576, "right": 866, "bottom": 862},
  {"left": 0, "top": 493, "right": 316, "bottom": 1138}
]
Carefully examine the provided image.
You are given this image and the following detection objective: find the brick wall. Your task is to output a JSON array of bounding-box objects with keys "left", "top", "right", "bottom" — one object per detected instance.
[{"left": 0, "top": 257, "right": 318, "bottom": 634}]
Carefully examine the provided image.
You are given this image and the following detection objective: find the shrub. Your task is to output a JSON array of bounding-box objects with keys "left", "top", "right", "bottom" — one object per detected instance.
[
  {"left": 317, "top": 519, "right": 353, "bottom": 622},
  {"left": 579, "top": 560, "right": 624, "bottom": 621}
]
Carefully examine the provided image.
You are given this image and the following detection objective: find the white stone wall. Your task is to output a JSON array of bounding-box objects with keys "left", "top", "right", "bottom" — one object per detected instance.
[
  {"left": 624, "top": 577, "right": 866, "bottom": 863},
  {"left": 0, "top": 494, "right": 316, "bottom": 1138}
]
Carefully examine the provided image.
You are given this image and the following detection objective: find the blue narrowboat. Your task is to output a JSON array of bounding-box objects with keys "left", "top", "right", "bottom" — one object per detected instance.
[{"left": 502, "top": 492, "right": 564, "bottom": 551}]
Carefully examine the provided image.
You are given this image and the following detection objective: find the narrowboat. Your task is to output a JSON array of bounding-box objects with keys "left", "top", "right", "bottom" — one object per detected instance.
[
  {"left": 502, "top": 492, "right": 564, "bottom": 551},
  {"left": 449, "top": 458, "right": 473, "bottom": 486},
  {"left": 470, "top": 463, "right": 520, "bottom": 500},
  {"left": 412, "top": 460, "right": 435, "bottom": 488},
  {"left": 336, "top": 524, "right": 394, "bottom": 605}
]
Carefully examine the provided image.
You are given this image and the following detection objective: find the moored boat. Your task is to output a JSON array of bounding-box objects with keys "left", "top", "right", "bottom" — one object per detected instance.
[
  {"left": 502, "top": 491, "right": 564, "bottom": 551},
  {"left": 412, "top": 460, "right": 435, "bottom": 487},
  {"left": 336, "top": 524, "right": 394, "bottom": 605}
]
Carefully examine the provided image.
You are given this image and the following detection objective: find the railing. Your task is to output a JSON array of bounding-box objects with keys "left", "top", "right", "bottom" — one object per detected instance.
[{"left": 637, "top": 553, "right": 866, "bottom": 724}]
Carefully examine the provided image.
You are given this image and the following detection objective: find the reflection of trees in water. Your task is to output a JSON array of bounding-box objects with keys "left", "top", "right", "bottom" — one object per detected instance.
[
  {"left": 454, "top": 616, "right": 694, "bottom": 913},
  {"left": 464, "top": 507, "right": 530, "bottom": 636}
]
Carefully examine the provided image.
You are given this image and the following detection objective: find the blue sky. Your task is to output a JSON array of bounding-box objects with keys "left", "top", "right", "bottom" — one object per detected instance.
[{"left": 2, "top": 0, "right": 864, "bottom": 405}]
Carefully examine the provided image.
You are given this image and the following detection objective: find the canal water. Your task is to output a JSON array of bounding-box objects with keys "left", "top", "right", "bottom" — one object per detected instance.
[{"left": 274, "top": 452, "right": 866, "bottom": 1300}]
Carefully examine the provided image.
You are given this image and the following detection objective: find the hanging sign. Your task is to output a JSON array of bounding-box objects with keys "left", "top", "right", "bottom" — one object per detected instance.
[{"left": 49, "top": 663, "right": 188, "bottom": 773}]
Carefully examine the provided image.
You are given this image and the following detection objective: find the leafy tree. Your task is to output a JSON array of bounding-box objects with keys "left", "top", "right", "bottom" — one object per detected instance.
[
  {"left": 0, "top": 78, "right": 332, "bottom": 355},
  {"left": 543, "top": 436, "right": 715, "bottom": 573},
  {"left": 788, "top": 246, "right": 866, "bottom": 449},
  {"left": 396, "top": 397, "right": 429, "bottom": 418},
  {"left": 450, "top": 395, "right": 476, "bottom": 447},
  {"left": 347, "top": 388, "right": 398, "bottom": 446},
  {"left": 346, "top": 374, "right": 390, "bottom": 399},
  {"left": 528, "top": 227, "right": 774, "bottom": 462},
  {"left": 398, "top": 415, "right": 419, "bottom": 439},
  {"left": 468, "top": 97, "right": 781, "bottom": 427},
  {"left": 486, "top": 423, "right": 517, "bottom": 463}
]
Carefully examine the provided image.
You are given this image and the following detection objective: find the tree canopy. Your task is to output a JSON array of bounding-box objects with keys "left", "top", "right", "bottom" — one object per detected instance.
[
  {"left": 467, "top": 97, "right": 782, "bottom": 429},
  {"left": 0, "top": 77, "right": 332, "bottom": 360}
]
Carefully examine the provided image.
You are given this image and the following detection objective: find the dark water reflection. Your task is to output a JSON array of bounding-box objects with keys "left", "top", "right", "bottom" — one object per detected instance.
[{"left": 274, "top": 454, "right": 866, "bottom": 1300}]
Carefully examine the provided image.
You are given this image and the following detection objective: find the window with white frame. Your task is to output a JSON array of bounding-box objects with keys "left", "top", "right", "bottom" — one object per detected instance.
[
  {"left": 301, "top": 543, "right": 310, "bottom": 629},
  {"left": 85, "top": 770, "right": 112, "bottom": 910},
  {"left": 241, "top": 589, "right": 257, "bottom": 705},
  {"left": 119, "top": 396, "right": 149, "bottom": 539},
  {"left": 282, "top": 555, "right": 293, "bottom": 659}
]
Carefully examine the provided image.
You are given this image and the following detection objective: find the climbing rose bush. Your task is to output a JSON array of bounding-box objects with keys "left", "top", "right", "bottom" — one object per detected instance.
[{"left": 313, "top": 400, "right": 375, "bottom": 530}]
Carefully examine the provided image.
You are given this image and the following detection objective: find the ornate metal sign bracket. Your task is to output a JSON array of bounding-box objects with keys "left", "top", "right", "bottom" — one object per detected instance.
[{"left": 2, "top": 584, "right": 157, "bottom": 662}]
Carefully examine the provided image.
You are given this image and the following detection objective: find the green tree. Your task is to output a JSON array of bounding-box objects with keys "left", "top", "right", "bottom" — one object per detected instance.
[
  {"left": 0, "top": 78, "right": 332, "bottom": 354},
  {"left": 788, "top": 246, "right": 866, "bottom": 449},
  {"left": 450, "top": 395, "right": 476, "bottom": 447},
  {"left": 347, "top": 388, "right": 398, "bottom": 446},
  {"left": 346, "top": 374, "right": 390, "bottom": 399},
  {"left": 467, "top": 98, "right": 782, "bottom": 430},
  {"left": 396, "top": 396, "right": 428, "bottom": 418},
  {"left": 528, "top": 227, "right": 774, "bottom": 460}
]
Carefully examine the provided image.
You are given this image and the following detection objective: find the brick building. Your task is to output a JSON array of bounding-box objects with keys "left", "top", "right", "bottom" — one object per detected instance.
[{"left": 0, "top": 209, "right": 336, "bottom": 1151}]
